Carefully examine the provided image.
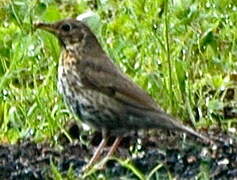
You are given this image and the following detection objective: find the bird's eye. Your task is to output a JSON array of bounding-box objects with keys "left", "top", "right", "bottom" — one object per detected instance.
[{"left": 61, "top": 23, "right": 71, "bottom": 32}]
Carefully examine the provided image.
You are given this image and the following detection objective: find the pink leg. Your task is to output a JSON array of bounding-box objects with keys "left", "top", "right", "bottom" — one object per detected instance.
[
  {"left": 106, "top": 136, "right": 123, "bottom": 157},
  {"left": 85, "top": 137, "right": 108, "bottom": 169}
]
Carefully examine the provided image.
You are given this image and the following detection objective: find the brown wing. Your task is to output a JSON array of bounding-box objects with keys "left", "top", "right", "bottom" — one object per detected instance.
[{"left": 79, "top": 55, "right": 158, "bottom": 111}]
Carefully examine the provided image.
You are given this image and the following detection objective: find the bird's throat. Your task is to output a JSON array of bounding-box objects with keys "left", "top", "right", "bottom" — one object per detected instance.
[{"left": 60, "top": 49, "right": 78, "bottom": 71}]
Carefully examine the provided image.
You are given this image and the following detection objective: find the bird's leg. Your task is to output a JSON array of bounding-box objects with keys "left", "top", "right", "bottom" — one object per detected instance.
[
  {"left": 85, "top": 135, "right": 109, "bottom": 170},
  {"left": 96, "top": 136, "right": 123, "bottom": 170},
  {"left": 106, "top": 136, "right": 123, "bottom": 158}
]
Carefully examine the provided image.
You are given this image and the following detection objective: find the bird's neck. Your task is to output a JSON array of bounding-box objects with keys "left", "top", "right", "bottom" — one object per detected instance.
[
  {"left": 60, "top": 31, "right": 107, "bottom": 72},
  {"left": 64, "top": 34, "right": 105, "bottom": 61}
]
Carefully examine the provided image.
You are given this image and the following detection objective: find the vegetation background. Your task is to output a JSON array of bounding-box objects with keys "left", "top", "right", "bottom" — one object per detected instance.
[{"left": 0, "top": 0, "right": 237, "bottom": 178}]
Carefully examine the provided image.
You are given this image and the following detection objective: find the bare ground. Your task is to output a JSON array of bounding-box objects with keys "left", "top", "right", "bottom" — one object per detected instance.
[{"left": 0, "top": 122, "right": 237, "bottom": 179}]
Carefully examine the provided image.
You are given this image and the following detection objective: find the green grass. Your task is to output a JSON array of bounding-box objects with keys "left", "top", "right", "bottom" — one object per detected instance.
[{"left": 0, "top": 0, "right": 237, "bottom": 178}]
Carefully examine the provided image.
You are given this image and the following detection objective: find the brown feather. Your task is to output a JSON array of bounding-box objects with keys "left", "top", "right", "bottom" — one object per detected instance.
[{"left": 35, "top": 18, "right": 212, "bottom": 144}]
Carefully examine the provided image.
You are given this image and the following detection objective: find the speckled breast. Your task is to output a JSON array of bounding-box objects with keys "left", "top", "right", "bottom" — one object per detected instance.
[{"left": 57, "top": 51, "right": 123, "bottom": 132}]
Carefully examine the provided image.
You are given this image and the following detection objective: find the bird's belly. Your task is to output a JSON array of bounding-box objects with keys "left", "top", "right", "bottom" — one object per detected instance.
[
  {"left": 69, "top": 90, "right": 123, "bottom": 131},
  {"left": 58, "top": 74, "right": 124, "bottom": 131},
  {"left": 57, "top": 69, "right": 155, "bottom": 134}
]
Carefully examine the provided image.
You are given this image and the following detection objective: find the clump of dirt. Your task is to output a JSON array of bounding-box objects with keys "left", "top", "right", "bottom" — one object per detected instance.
[{"left": 0, "top": 122, "right": 237, "bottom": 179}]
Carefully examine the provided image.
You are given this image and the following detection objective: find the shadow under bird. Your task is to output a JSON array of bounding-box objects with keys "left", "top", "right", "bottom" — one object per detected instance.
[{"left": 35, "top": 18, "right": 212, "bottom": 169}]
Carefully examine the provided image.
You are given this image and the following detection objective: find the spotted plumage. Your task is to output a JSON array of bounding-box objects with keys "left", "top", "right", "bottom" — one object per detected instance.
[{"left": 35, "top": 19, "right": 212, "bottom": 168}]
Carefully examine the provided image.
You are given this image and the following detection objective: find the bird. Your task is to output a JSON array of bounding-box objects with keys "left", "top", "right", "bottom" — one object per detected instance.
[{"left": 35, "top": 18, "right": 212, "bottom": 169}]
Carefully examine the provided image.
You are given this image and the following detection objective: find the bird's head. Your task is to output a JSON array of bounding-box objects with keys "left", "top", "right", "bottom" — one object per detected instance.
[{"left": 35, "top": 19, "right": 93, "bottom": 49}]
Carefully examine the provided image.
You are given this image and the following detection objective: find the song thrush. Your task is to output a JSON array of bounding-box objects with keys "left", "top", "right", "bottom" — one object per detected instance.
[{"left": 35, "top": 19, "right": 211, "bottom": 168}]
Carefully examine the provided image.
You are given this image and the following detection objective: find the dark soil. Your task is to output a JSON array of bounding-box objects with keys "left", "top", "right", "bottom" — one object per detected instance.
[{"left": 0, "top": 122, "right": 237, "bottom": 179}]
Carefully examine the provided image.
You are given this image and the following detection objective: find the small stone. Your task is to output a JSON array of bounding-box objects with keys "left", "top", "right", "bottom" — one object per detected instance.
[
  {"left": 200, "top": 147, "right": 209, "bottom": 157},
  {"left": 217, "top": 158, "right": 229, "bottom": 165},
  {"left": 228, "top": 127, "right": 236, "bottom": 133},
  {"left": 187, "top": 155, "right": 197, "bottom": 164}
]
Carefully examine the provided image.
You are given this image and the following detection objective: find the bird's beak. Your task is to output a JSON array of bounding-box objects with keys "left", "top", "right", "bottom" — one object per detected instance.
[{"left": 34, "top": 22, "right": 58, "bottom": 34}]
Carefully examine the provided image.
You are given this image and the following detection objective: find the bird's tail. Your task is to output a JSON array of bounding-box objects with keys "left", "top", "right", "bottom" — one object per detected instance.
[
  {"left": 154, "top": 111, "right": 212, "bottom": 144},
  {"left": 175, "top": 122, "right": 211, "bottom": 143}
]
